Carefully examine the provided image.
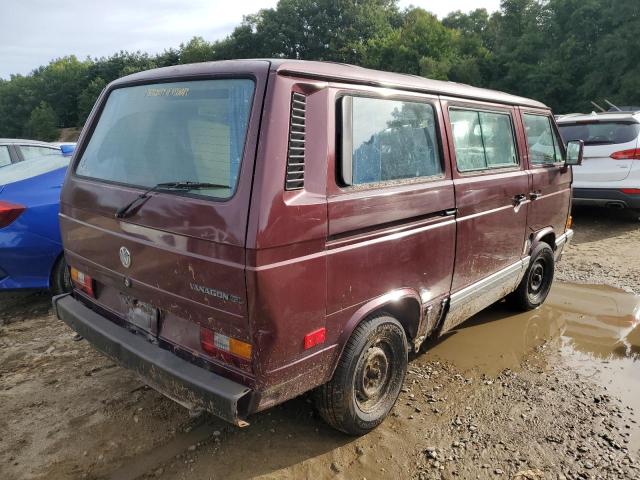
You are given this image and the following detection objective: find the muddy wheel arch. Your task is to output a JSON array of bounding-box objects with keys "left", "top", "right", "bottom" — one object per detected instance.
[
  {"left": 328, "top": 289, "right": 422, "bottom": 378},
  {"left": 530, "top": 226, "right": 556, "bottom": 253}
]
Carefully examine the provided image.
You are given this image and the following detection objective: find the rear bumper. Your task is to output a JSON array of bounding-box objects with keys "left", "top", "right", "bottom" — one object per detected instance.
[
  {"left": 573, "top": 188, "right": 640, "bottom": 209},
  {"left": 53, "top": 294, "right": 254, "bottom": 426}
]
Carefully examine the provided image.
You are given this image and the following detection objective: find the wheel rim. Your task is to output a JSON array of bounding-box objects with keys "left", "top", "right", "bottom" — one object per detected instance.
[
  {"left": 527, "top": 256, "right": 551, "bottom": 302},
  {"left": 530, "top": 262, "right": 544, "bottom": 292},
  {"left": 354, "top": 342, "right": 393, "bottom": 413}
]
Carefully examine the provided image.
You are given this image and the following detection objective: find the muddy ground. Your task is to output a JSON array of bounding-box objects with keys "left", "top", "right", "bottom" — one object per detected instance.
[{"left": 1, "top": 206, "right": 639, "bottom": 480}]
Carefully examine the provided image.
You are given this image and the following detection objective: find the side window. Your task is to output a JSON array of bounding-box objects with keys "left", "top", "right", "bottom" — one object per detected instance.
[
  {"left": 523, "top": 114, "right": 563, "bottom": 164},
  {"left": 0, "top": 146, "right": 11, "bottom": 167},
  {"left": 449, "top": 108, "right": 518, "bottom": 172},
  {"left": 340, "top": 96, "right": 442, "bottom": 186},
  {"left": 20, "top": 145, "right": 58, "bottom": 161}
]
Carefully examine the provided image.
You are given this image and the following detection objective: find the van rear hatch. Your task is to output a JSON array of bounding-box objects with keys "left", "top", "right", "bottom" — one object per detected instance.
[{"left": 59, "top": 61, "right": 269, "bottom": 374}]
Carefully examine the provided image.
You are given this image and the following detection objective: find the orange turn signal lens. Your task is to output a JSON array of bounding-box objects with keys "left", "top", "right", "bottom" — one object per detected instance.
[
  {"left": 200, "top": 327, "right": 252, "bottom": 360},
  {"left": 229, "top": 337, "right": 252, "bottom": 360},
  {"left": 566, "top": 215, "right": 573, "bottom": 230},
  {"left": 70, "top": 267, "right": 95, "bottom": 297}
]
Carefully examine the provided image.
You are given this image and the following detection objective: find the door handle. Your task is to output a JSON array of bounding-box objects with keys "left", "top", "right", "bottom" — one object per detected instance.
[
  {"left": 529, "top": 192, "right": 541, "bottom": 200},
  {"left": 442, "top": 208, "right": 457, "bottom": 216},
  {"left": 512, "top": 193, "right": 527, "bottom": 205}
]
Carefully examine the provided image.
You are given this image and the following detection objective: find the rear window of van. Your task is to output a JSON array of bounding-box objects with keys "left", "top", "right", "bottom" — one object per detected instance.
[{"left": 75, "top": 79, "right": 255, "bottom": 199}]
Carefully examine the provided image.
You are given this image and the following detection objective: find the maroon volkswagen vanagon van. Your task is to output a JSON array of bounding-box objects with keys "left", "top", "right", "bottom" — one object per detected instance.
[{"left": 53, "top": 60, "right": 583, "bottom": 435}]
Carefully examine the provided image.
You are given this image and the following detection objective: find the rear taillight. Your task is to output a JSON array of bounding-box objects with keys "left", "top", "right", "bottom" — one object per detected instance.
[
  {"left": 200, "top": 327, "right": 252, "bottom": 361},
  {"left": 610, "top": 148, "right": 640, "bottom": 160},
  {"left": 70, "top": 267, "right": 95, "bottom": 297},
  {"left": 0, "top": 201, "right": 26, "bottom": 228},
  {"left": 620, "top": 188, "right": 640, "bottom": 195}
]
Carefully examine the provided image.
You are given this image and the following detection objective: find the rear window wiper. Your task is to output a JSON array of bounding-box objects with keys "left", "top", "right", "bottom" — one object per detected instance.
[{"left": 115, "top": 181, "right": 230, "bottom": 219}]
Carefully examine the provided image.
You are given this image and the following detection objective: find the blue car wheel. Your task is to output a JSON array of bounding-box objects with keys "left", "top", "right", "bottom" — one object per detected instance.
[{"left": 51, "top": 256, "right": 72, "bottom": 295}]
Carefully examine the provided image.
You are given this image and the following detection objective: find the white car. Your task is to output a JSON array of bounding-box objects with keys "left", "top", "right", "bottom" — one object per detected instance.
[
  {"left": 557, "top": 111, "right": 640, "bottom": 213},
  {"left": 0, "top": 139, "right": 63, "bottom": 168}
]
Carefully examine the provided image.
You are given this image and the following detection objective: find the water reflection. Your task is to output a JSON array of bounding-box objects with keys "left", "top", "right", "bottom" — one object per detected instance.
[
  {"left": 424, "top": 282, "right": 640, "bottom": 373},
  {"left": 422, "top": 281, "right": 640, "bottom": 450},
  {"left": 551, "top": 282, "right": 640, "bottom": 361}
]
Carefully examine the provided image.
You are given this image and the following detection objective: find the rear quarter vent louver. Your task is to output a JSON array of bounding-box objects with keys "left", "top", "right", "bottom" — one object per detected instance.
[{"left": 285, "top": 92, "right": 306, "bottom": 190}]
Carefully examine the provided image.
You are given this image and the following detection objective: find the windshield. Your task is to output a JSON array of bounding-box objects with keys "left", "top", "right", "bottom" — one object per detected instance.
[
  {"left": 76, "top": 79, "right": 255, "bottom": 199},
  {"left": 559, "top": 122, "right": 640, "bottom": 146}
]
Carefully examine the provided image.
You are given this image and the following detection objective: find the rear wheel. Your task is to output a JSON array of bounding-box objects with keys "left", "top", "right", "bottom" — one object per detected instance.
[
  {"left": 314, "top": 313, "right": 408, "bottom": 435},
  {"left": 508, "top": 243, "right": 554, "bottom": 311},
  {"left": 51, "top": 256, "right": 72, "bottom": 295}
]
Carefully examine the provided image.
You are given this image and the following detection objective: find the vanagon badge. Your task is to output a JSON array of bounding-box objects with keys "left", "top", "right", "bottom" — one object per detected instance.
[{"left": 119, "top": 246, "right": 131, "bottom": 268}]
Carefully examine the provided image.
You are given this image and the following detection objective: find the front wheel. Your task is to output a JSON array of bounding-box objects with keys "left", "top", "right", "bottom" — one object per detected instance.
[
  {"left": 314, "top": 313, "right": 408, "bottom": 435},
  {"left": 508, "top": 242, "right": 555, "bottom": 311}
]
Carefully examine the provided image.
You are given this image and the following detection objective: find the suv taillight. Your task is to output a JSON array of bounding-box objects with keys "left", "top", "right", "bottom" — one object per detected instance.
[
  {"left": 0, "top": 201, "right": 26, "bottom": 228},
  {"left": 610, "top": 148, "right": 640, "bottom": 160}
]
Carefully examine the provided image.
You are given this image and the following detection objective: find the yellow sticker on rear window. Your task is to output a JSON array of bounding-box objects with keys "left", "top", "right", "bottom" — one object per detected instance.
[{"left": 145, "top": 87, "right": 190, "bottom": 97}]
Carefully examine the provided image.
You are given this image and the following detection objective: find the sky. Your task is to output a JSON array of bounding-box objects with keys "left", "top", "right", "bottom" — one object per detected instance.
[{"left": 0, "top": 0, "right": 501, "bottom": 79}]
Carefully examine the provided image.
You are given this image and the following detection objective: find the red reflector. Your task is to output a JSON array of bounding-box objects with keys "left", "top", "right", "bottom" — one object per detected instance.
[
  {"left": 200, "top": 327, "right": 216, "bottom": 356},
  {"left": 0, "top": 201, "right": 26, "bottom": 228},
  {"left": 621, "top": 188, "right": 640, "bottom": 195},
  {"left": 610, "top": 148, "right": 640, "bottom": 160},
  {"left": 304, "top": 327, "right": 326, "bottom": 350}
]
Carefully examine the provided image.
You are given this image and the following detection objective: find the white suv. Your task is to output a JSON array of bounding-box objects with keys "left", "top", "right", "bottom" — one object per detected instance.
[{"left": 557, "top": 111, "right": 640, "bottom": 213}]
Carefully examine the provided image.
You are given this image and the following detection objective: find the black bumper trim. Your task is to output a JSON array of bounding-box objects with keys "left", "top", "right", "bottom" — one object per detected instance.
[
  {"left": 573, "top": 188, "right": 640, "bottom": 209},
  {"left": 53, "top": 294, "right": 253, "bottom": 426}
]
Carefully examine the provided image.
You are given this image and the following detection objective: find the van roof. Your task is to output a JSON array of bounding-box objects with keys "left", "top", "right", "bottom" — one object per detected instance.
[
  {"left": 271, "top": 59, "right": 548, "bottom": 109},
  {"left": 114, "top": 59, "right": 549, "bottom": 110},
  {"left": 556, "top": 111, "right": 640, "bottom": 124}
]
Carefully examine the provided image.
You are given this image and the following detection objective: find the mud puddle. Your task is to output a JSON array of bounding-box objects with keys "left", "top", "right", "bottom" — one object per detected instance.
[{"left": 426, "top": 281, "right": 640, "bottom": 450}]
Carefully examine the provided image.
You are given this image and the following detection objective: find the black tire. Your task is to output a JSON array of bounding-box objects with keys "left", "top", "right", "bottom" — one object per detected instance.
[
  {"left": 508, "top": 242, "right": 555, "bottom": 311},
  {"left": 51, "top": 256, "right": 72, "bottom": 295},
  {"left": 314, "top": 313, "right": 408, "bottom": 435}
]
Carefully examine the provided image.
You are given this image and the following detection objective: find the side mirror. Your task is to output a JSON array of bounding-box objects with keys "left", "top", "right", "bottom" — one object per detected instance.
[
  {"left": 60, "top": 144, "right": 76, "bottom": 156},
  {"left": 565, "top": 140, "right": 584, "bottom": 166}
]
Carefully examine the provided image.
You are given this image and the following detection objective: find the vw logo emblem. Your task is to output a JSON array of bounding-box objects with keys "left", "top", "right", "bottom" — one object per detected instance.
[{"left": 119, "top": 246, "right": 131, "bottom": 268}]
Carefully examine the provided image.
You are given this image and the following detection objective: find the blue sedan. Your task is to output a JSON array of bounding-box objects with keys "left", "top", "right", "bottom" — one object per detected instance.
[{"left": 0, "top": 150, "right": 73, "bottom": 293}]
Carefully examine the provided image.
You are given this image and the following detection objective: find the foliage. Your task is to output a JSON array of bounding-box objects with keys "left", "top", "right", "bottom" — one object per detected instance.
[
  {"left": 26, "top": 101, "right": 59, "bottom": 141},
  {"left": 77, "top": 77, "right": 107, "bottom": 124},
  {"left": 1, "top": 0, "right": 639, "bottom": 138}
]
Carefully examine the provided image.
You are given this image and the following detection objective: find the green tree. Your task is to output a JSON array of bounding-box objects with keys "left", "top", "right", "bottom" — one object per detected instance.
[
  {"left": 26, "top": 101, "right": 58, "bottom": 141},
  {"left": 77, "top": 77, "right": 107, "bottom": 125},
  {"left": 223, "top": 0, "right": 400, "bottom": 63},
  {"left": 178, "top": 37, "right": 219, "bottom": 64},
  {"left": 365, "top": 8, "right": 456, "bottom": 76},
  {"left": 34, "top": 56, "right": 91, "bottom": 128}
]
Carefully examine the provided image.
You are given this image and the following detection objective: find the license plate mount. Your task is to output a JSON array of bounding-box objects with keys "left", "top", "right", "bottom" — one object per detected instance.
[{"left": 121, "top": 296, "right": 159, "bottom": 336}]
